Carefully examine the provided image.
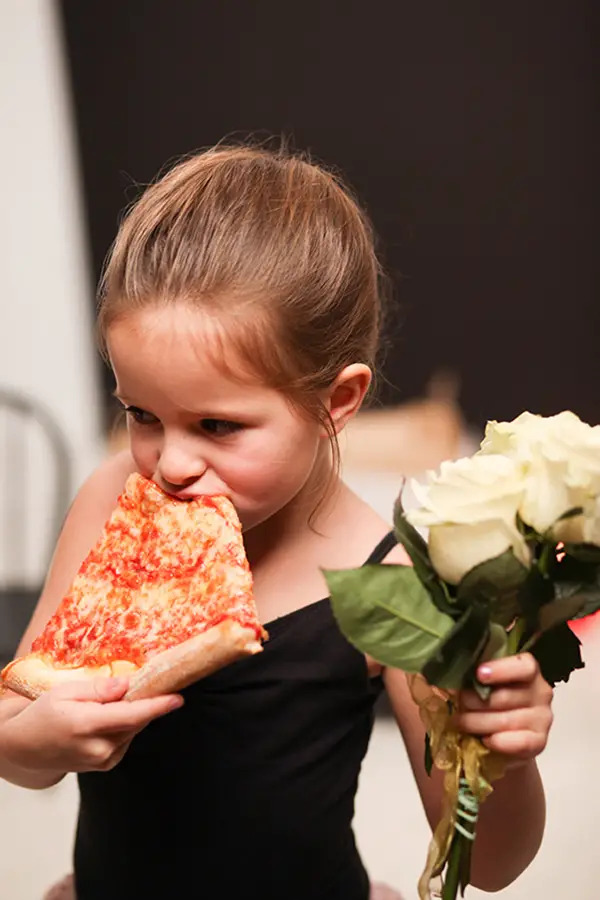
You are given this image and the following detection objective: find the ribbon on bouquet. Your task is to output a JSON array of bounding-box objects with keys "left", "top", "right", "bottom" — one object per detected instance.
[{"left": 407, "top": 675, "right": 507, "bottom": 900}]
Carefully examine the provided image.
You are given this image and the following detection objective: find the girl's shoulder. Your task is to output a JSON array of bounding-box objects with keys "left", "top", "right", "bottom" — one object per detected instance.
[
  {"left": 56, "top": 448, "right": 138, "bottom": 574},
  {"left": 330, "top": 482, "right": 410, "bottom": 568},
  {"left": 68, "top": 449, "right": 138, "bottom": 535}
]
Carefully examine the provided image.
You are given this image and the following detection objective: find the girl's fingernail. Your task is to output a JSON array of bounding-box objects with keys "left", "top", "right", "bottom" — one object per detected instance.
[
  {"left": 168, "top": 697, "right": 184, "bottom": 711},
  {"left": 478, "top": 665, "right": 493, "bottom": 681}
]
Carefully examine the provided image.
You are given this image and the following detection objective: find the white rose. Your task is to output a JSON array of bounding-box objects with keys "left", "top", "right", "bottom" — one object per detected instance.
[
  {"left": 553, "top": 495, "right": 600, "bottom": 547},
  {"left": 406, "top": 454, "right": 531, "bottom": 584},
  {"left": 479, "top": 411, "right": 600, "bottom": 533}
]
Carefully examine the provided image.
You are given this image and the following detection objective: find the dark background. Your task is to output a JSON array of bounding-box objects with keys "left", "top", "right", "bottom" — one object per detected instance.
[{"left": 59, "top": 1, "right": 598, "bottom": 429}]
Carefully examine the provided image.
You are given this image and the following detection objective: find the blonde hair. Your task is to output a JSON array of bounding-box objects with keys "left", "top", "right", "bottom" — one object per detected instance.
[{"left": 98, "top": 143, "right": 387, "bottom": 471}]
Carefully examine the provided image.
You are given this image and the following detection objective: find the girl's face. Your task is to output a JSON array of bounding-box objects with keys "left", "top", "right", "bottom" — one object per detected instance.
[{"left": 107, "top": 305, "right": 325, "bottom": 532}]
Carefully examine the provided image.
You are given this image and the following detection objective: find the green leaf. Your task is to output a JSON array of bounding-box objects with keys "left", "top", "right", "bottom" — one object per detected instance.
[
  {"left": 472, "top": 680, "right": 491, "bottom": 702},
  {"left": 517, "top": 566, "right": 555, "bottom": 627},
  {"left": 555, "top": 506, "right": 584, "bottom": 523},
  {"left": 325, "top": 564, "right": 455, "bottom": 672},
  {"left": 567, "top": 587, "right": 600, "bottom": 621},
  {"left": 457, "top": 549, "right": 529, "bottom": 626},
  {"left": 458, "top": 548, "right": 530, "bottom": 601},
  {"left": 472, "top": 623, "right": 510, "bottom": 699},
  {"left": 481, "top": 622, "right": 509, "bottom": 660},
  {"left": 538, "top": 594, "right": 587, "bottom": 632},
  {"left": 422, "top": 603, "right": 490, "bottom": 691},
  {"left": 564, "top": 543, "right": 600, "bottom": 564},
  {"left": 393, "top": 493, "right": 457, "bottom": 616},
  {"left": 545, "top": 555, "right": 600, "bottom": 622},
  {"left": 424, "top": 733, "right": 433, "bottom": 776},
  {"left": 530, "top": 622, "right": 585, "bottom": 686},
  {"left": 550, "top": 549, "right": 596, "bottom": 582}
]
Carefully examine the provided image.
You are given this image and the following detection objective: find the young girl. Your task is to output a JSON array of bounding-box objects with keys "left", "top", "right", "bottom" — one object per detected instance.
[{"left": 0, "top": 145, "right": 553, "bottom": 900}]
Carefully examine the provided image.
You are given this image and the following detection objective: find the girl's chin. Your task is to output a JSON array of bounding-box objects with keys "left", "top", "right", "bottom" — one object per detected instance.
[{"left": 237, "top": 506, "right": 280, "bottom": 535}]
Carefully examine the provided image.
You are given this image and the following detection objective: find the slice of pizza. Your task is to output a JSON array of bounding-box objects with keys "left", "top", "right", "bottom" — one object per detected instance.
[{"left": 1, "top": 473, "right": 266, "bottom": 701}]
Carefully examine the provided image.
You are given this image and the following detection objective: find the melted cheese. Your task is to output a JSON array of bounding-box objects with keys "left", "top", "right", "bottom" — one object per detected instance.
[{"left": 32, "top": 474, "right": 261, "bottom": 668}]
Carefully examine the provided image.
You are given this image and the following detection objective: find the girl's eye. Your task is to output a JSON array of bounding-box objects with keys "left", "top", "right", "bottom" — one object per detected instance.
[
  {"left": 200, "top": 419, "right": 243, "bottom": 437},
  {"left": 124, "top": 406, "right": 159, "bottom": 426}
]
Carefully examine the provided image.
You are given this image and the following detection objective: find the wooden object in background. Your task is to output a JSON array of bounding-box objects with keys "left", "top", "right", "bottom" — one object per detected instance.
[{"left": 342, "top": 370, "right": 464, "bottom": 475}]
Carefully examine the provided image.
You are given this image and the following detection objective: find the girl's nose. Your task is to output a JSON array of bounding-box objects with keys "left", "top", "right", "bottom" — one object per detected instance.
[{"left": 155, "top": 440, "right": 207, "bottom": 494}]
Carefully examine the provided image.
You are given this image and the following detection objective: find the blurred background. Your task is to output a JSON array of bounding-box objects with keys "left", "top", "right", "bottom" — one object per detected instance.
[{"left": 0, "top": 1, "right": 598, "bottom": 898}]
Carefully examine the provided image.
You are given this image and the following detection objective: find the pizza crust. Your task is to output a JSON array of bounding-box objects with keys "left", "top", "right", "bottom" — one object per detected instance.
[
  {"left": 1, "top": 657, "right": 140, "bottom": 701},
  {"left": 125, "top": 619, "right": 264, "bottom": 700},
  {"left": 1, "top": 619, "right": 263, "bottom": 702}
]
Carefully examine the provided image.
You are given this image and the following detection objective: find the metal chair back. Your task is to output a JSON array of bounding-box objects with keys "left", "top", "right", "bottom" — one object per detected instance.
[{"left": 0, "top": 387, "right": 72, "bottom": 663}]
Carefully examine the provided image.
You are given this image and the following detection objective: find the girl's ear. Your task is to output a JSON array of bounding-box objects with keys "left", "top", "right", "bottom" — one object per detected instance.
[{"left": 324, "top": 364, "right": 372, "bottom": 435}]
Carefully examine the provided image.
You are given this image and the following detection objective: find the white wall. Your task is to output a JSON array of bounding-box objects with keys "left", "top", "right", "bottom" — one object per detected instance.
[{"left": 0, "top": 1, "right": 103, "bottom": 586}]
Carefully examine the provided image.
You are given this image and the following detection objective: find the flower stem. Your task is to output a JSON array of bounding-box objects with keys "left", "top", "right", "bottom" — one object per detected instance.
[
  {"left": 442, "top": 832, "right": 463, "bottom": 900},
  {"left": 441, "top": 775, "right": 479, "bottom": 899},
  {"left": 537, "top": 543, "right": 554, "bottom": 577},
  {"left": 507, "top": 616, "right": 526, "bottom": 654}
]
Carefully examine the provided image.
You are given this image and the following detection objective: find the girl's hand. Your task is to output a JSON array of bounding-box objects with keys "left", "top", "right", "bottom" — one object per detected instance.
[
  {"left": 0, "top": 677, "right": 183, "bottom": 775},
  {"left": 456, "top": 653, "right": 554, "bottom": 764}
]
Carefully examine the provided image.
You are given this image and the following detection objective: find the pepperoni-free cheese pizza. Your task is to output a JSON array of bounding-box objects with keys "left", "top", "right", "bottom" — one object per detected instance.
[{"left": 1, "top": 473, "right": 266, "bottom": 701}]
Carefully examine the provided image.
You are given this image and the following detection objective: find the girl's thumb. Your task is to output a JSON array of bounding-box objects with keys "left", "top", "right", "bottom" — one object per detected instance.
[{"left": 51, "top": 676, "right": 129, "bottom": 703}]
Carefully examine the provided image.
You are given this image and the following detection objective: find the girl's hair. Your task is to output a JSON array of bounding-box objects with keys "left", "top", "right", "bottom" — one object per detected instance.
[{"left": 98, "top": 142, "right": 387, "bottom": 473}]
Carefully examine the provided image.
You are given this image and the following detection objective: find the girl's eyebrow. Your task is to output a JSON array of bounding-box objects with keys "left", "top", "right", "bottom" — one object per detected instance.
[
  {"left": 111, "top": 389, "right": 257, "bottom": 419},
  {"left": 112, "top": 391, "right": 145, "bottom": 408}
]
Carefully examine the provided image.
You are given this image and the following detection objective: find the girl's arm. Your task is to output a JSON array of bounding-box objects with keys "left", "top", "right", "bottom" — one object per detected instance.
[
  {"left": 0, "top": 693, "right": 65, "bottom": 789},
  {"left": 384, "top": 657, "right": 550, "bottom": 892},
  {"left": 10, "top": 449, "right": 137, "bottom": 659},
  {"left": 0, "top": 675, "right": 182, "bottom": 789},
  {"left": 0, "top": 452, "right": 130, "bottom": 788}
]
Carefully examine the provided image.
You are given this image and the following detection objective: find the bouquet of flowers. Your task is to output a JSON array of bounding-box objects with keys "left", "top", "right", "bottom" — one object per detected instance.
[{"left": 326, "top": 411, "right": 600, "bottom": 899}]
